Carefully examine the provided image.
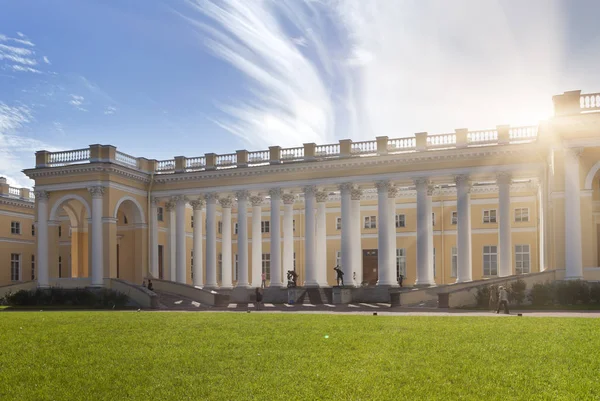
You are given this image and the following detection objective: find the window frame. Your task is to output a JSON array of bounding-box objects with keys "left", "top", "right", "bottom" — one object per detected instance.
[
  {"left": 261, "top": 220, "right": 270, "bottom": 233},
  {"left": 363, "top": 216, "right": 377, "bottom": 229},
  {"left": 10, "top": 253, "right": 21, "bottom": 281},
  {"left": 262, "top": 253, "right": 271, "bottom": 280},
  {"left": 396, "top": 248, "right": 406, "bottom": 278},
  {"left": 451, "top": 247, "right": 458, "bottom": 278},
  {"left": 483, "top": 209, "right": 497, "bottom": 224},
  {"left": 483, "top": 245, "right": 498, "bottom": 276},
  {"left": 515, "top": 207, "right": 529, "bottom": 223},
  {"left": 451, "top": 211, "right": 458, "bottom": 225},
  {"left": 515, "top": 244, "right": 531, "bottom": 274},
  {"left": 157, "top": 207, "right": 164, "bottom": 222},
  {"left": 395, "top": 214, "right": 406, "bottom": 228},
  {"left": 11, "top": 221, "right": 21, "bottom": 235}
]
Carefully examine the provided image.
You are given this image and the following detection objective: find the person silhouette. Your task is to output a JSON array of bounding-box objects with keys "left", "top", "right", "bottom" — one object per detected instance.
[{"left": 333, "top": 266, "right": 344, "bottom": 286}]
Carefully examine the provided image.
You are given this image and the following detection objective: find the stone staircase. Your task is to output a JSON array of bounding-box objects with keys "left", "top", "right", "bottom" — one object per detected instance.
[
  {"left": 153, "top": 289, "right": 203, "bottom": 310},
  {"left": 295, "top": 288, "right": 333, "bottom": 304}
]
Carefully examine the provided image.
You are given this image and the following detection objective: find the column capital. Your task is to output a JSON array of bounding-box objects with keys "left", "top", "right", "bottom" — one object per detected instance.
[
  {"left": 235, "top": 190, "right": 250, "bottom": 202},
  {"left": 165, "top": 201, "right": 175, "bottom": 212},
  {"left": 315, "top": 191, "right": 329, "bottom": 203},
  {"left": 564, "top": 147, "right": 584, "bottom": 159},
  {"left": 413, "top": 177, "right": 431, "bottom": 187},
  {"left": 34, "top": 190, "right": 50, "bottom": 201},
  {"left": 454, "top": 174, "right": 471, "bottom": 186},
  {"left": 219, "top": 196, "right": 234, "bottom": 208},
  {"left": 388, "top": 186, "right": 398, "bottom": 198},
  {"left": 351, "top": 188, "right": 363, "bottom": 200},
  {"left": 426, "top": 185, "right": 436, "bottom": 196},
  {"left": 189, "top": 199, "right": 205, "bottom": 210},
  {"left": 303, "top": 185, "right": 317, "bottom": 197},
  {"left": 496, "top": 172, "right": 512, "bottom": 185},
  {"left": 204, "top": 192, "right": 219, "bottom": 204},
  {"left": 282, "top": 193, "right": 297, "bottom": 204},
  {"left": 338, "top": 182, "right": 353, "bottom": 192},
  {"left": 172, "top": 195, "right": 187, "bottom": 204},
  {"left": 375, "top": 180, "right": 391, "bottom": 192},
  {"left": 250, "top": 195, "right": 264, "bottom": 207},
  {"left": 268, "top": 188, "right": 282, "bottom": 200},
  {"left": 151, "top": 197, "right": 161, "bottom": 206},
  {"left": 87, "top": 186, "right": 105, "bottom": 199}
]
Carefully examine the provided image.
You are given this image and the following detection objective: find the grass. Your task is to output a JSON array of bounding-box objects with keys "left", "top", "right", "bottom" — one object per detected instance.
[{"left": 1, "top": 312, "right": 599, "bottom": 400}]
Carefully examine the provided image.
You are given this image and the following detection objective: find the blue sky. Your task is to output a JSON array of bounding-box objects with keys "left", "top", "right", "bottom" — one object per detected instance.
[{"left": 1, "top": 0, "right": 599, "bottom": 187}]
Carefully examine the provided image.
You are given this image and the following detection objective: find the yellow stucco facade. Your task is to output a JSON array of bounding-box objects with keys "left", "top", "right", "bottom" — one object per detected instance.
[{"left": 2, "top": 89, "right": 600, "bottom": 288}]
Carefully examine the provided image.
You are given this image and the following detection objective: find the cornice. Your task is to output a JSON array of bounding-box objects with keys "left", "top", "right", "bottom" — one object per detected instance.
[
  {"left": 0, "top": 196, "right": 35, "bottom": 209},
  {"left": 152, "top": 144, "right": 540, "bottom": 185},
  {"left": 24, "top": 163, "right": 150, "bottom": 183}
]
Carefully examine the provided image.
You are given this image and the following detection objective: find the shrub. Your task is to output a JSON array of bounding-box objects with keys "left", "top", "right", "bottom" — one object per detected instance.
[
  {"left": 475, "top": 286, "right": 491, "bottom": 308},
  {"left": 2, "top": 287, "right": 130, "bottom": 308},
  {"left": 553, "top": 280, "right": 590, "bottom": 305},
  {"left": 529, "top": 283, "right": 552, "bottom": 306},
  {"left": 509, "top": 279, "right": 527, "bottom": 305},
  {"left": 589, "top": 282, "right": 600, "bottom": 304}
]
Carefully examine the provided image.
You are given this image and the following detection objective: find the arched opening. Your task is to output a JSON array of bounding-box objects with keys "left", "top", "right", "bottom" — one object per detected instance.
[
  {"left": 48, "top": 196, "right": 91, "bottom": 282},
  {"left": 114, "top": 197, "right": 146, "bottom": 284}
]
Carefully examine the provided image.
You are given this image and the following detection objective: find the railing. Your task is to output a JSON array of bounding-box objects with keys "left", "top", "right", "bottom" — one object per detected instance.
[
  {"left": 388, "top": 137, "right": 416, "bottom": 152},
  {"left": 29, "top": 192, "right": 35, "bottom": 200},
  {"left": 315, "top": 144, "right": 340, "bottom": 158},
  {"left": 509, "top": 126, "right": 537, "bottom": 141},
  {"left": 155, "top": 159, "right": 175, "bottom": 173},
  {"left": 186, "top": 156, "right": 205, "bottom": 172},
  {"left": 48, "top": 148, "right": 90, "bottom": 166},
  {"left": 216, "top": 153, "right": 237, "bottom": 168},
  {"left": 8, "top": 187, "right": 20, "bottom": 197},
  {"left": 351, "top": 140, "right": 377, "bottom": 155},
  {"left": 580, "top": 93, "right": 600, "bottom": 111},
  {"left": 467, "top": 129, "right": 498, "bottom": 144},
  {"left": 427, "top": 133, "right": 456, "bottom": 148},
  {"left": 281, "top": 147, "right": 304, "bottom": 161},
  {"left": 115, "top": 151, "right": 137, "bottom": 168},
  {"left": 247, "top": 150, "right": 269, "bottom": 165}
]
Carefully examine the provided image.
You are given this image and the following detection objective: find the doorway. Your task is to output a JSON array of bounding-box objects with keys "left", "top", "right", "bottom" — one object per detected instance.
[
  {"left": 158, "top": 245, "right": 164, "bottom": 279},
  {"left": 362, "top": 249, "right": 378, "bottom": 285}
]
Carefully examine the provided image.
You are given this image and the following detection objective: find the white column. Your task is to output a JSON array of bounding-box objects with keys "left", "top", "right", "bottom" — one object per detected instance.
[
  {"left": 388, "top": 186, "right": 398, "bottom": 286},
  {"left": 190, "top": 199, "right": 204, "bottom": 287},
  {"left": 375, "top": 181, "right": 393, "bottom": 286},
  {"left": 339, "top": 183, "right": 353, "bottom": 286},
  {"left": 303, "top": 187, "right": 318, "bottom": 286},
  {"left": 282, "top": 192, "right": 296, "bottom": 283},
  {"left": 455, "top": 175, "right": 473, "bottom": 283},
  {"left": 498, "top": 172, "right": 512, "bottom": 277},
  {"left": 351, "top": 188, "right": 363, "bottom": 286},
  {"left": 315, "top": 191, "right": 329, "bottom": 286},
  {"left": 166, "top": 202, "right": 176, "bottom": 281},
  {"left": 204, "top": 193, "right": 218, "bottom": 287},
  {"left": 269, "top": 188, "right": 282, "bottom": 287},
  {"left": 250, "top": 195, "right": 263, "bottom": 287},
  {"left": 175, "top": 196, "right": 187, "bottom": 284},
  {"left": 150, "top": 198, "right": 159, "bottom": 279},
  {"left": 35, "top": 190, "right": 50, "bottom": 288},
  {"left": 88, "top": 186, "right": 105, "bottom": 287},
  {"left": 220, "top": 196, "right": 233, "bottom": 288},
  {"left": 236, "top": 191, "right": 250, "bottom": 287},
  {"left": 564, "top": 148, "right": 584, "bottom": 279},
  {"left": 537, "top": 181, "right": 546, "bottom": 271},
  {"left": 415, "top": 179, "right": 435, "bottom": 286}
]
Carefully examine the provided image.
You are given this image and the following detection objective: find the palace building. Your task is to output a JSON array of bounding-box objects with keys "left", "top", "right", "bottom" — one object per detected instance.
[{"left": 1, "top": 90, "right": 600, "bottom": 291}]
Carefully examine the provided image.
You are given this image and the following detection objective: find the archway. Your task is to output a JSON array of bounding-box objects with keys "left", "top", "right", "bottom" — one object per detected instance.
[
  {"left": 113, "top": 197, "right": 146, "bottom": 283},
  {"left": 48, "top": 196, "right": 91, "bottom": 282}
]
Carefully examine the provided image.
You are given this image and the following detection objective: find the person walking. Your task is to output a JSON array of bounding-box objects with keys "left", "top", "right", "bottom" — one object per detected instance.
[
  {"left": 496, "top": 286, "right": 509, "bottom": 314},
  {"left": 333, "top": 266, "right": 344, "bottom": 286},
  {"left": 147, "top": 279, "right": 154, "bottom": 291},
  {"left": 261, "top": 272, "right": 266, "bottom": 288},
  {"left": 397, "top": 274, "right": 404, "bottom": 288},
  {"left": 255, "top": 287, "right": 263, "bottom": 310}
]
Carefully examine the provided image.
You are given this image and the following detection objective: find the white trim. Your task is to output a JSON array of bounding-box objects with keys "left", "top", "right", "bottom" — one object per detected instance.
[
  {"left": 59, "top": 241, "right": 71, "bottom": 246},
  {"left": 113, "top": 195, "right": 147, "bottom": 224},
  {"left": 584, "top": 161, "right": 600, "bottom": 190},
  {"left": 102, "top": 217, "right": 118, "bottom": 224},
  {"left": 49, "top": 194, "right": 92, "bottom": 221},
  {"left": 0, "top": 237, "right": 34, "bottom": 245},
  {"left": 584, "top": 267, "right": 600, "bottom": 271},
  {"left": 581, "top": 190, "right": 593, "bottom": 197},
  {"left": 35, "top": 180, "right": 147, "bottom": 197},
  {"left": 0, "top": 210, "right": 34, "bottom": 220}
]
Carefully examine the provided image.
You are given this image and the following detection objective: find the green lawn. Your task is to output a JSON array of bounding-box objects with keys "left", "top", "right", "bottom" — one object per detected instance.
[{"left": 1, "top": 312, "right": 598, "bottom": 400}]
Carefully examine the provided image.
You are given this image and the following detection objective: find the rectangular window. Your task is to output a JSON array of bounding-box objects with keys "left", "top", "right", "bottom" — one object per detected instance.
[
  {"left": 396, "top": 248, "right": 406, "bottom": 278},
  {"left": 395, "top": 214, "right": 406, "bottom": 228},
  {"left": 234, "top": 254, "right": 238, "bottom": 281},
  {"left": 483, "top": 245, "right": 498, "bottom": 276},
  {"left": 58, "top": 256, "right": 62, "bottom": 278},
  {"left": 483, "top": 209, "right": 497, "bottom": 223},
  {"left": 432, "top": 213, "right": 436, "bottom": 227},
  {"left": 191, "top": 215, "right": 194, "bottom": 228},
  {"left": 515, "top": 244, "right": 530, "bottom": 274},
  {"left": 234, "top": 223, "right": 238, "bottom": 235},
  {"left": 261, "top": 221, "right": 270, "bottom": 233},
  {"left": 218, "top": 253, "right": 222, "bottom": 282},
  {"left": 515, "top": 208, "right": 529, "bottom": 223},
  {"left": 262, "top": 253, "right": 271, "bottom": 280},
  {"left": 293, "top": 219, "right": 296, "bottom": 232},
  {"left": 68, "top": 227, "right": 72, "bottom": 237},
  {"left": 11, "top": 221, "right": 21, "bottom": 235},
  {"left": 451, "top": 247, "right": 458, "bottom": 278},
  {"left": 433, "top": 248, "right": 436, "bottom": 278},
  {"left": 336, "top": 217, "right": 342, "bottom": 230},
  {"left": 10, "top": 253, "right": 21, "bottom": 281},
  {"left": 335, "top": 251, "right": 341, "bottom": 267},
  {"left": 451, "top": 212, "right": 458, "bottom": 225},
  {"left": 31, "top": 224, "right": 35, "bottom": 236},
  {"left": 157, "top": 207, "right": 164, "bottom": 222},
  {"left": 190, "top": 250, "right": 194, "bottom": 279},
  {"left": 58, "top": 226, "right": 62, "bottom": 237},
  {"left": 31, "top": 255, "right": 35, "bottom": 280},
  {"left": 293, "top": 252, "right": 296, "bottom": 270},
  {"left": 218, "top": 221, "right": 223, "bottom": 234},
  {"left": 364, "top": 216, "right": 377, "bottom": 229}
]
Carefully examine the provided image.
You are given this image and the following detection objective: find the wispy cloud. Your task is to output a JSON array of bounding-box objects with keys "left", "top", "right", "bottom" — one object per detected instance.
[
  {"left": 43, "top": 56, "right": 51, "bottom": 64},
  {"left": 0, "top": 32, "right": 49, "bottom": 75},
  {"left": 69, "top": 94, "right": 88, "bottom": 111},
  {"left": 104, "top": 106, "right": 117, "bottom": 115},
  {"left": 187, "top": 0, "right": 592, "bottom": 146}
]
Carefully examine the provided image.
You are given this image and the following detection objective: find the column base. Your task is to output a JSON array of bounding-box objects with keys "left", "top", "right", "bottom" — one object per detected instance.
[
  {"left": 303, "top": 280, "right": 322, "bottom": 288},
  {"left": 454, "top": 278, "right": 472, "bottom": 284},
  {"left": 376, "top": 281, "right": 398, "bottom": 287},
  {"left": 235, "top": 282, "right": 252, "bottom": 288},
  {"left": 414, "top": 282, "right": 436, "bottom": 288},
  {"left": 564, "top": 276, "right": 584, "bottom": 281}
]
